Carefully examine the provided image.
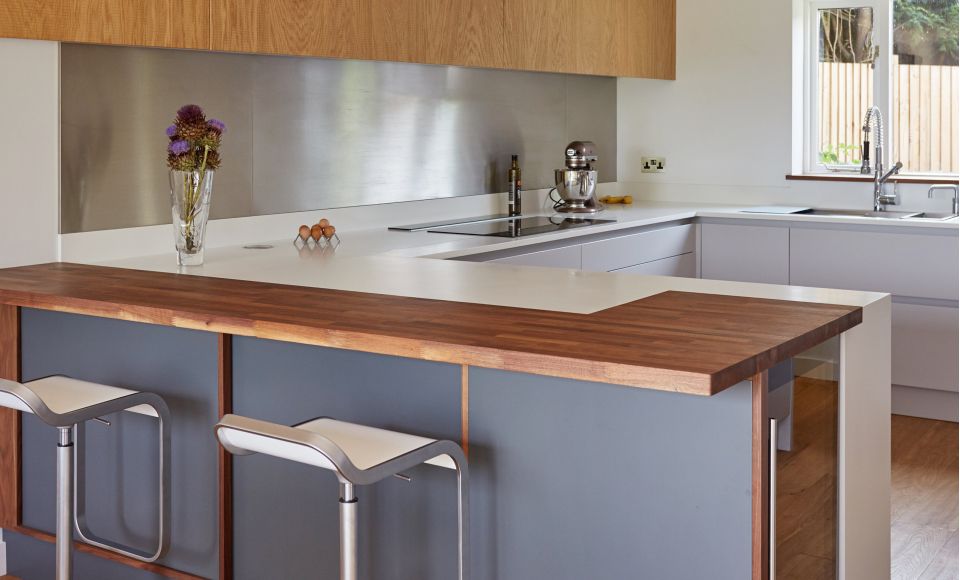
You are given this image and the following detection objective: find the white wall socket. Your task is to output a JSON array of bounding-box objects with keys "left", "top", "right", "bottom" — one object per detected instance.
[{"left": 641, "top": 156, "right": 665, "bottom": 173}]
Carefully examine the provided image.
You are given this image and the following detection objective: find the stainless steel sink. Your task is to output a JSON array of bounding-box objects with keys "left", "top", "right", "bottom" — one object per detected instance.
[
  {"left": 801, "top": 209, "right": 957, "bottom": 220},
  {"left": 803, "top": 209, "right": 923, "bottom": 219}
]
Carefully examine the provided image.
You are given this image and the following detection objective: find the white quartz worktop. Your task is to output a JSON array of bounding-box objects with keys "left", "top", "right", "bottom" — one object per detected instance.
[{"left": 94, "top": 200, "right": 900, "bottom": 315}]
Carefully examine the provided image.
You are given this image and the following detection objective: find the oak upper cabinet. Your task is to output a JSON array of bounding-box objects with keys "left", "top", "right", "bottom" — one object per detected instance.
[
  {"left": 0, "top": 0, "right": 209, "bottom": 49},
  {"left": 210, "top": 0, "right": 506, "bottom": 68},
  {"left": 504, "top": 0, "right": 675, "bottom": 78},
  {"left": 210, "top": 0, "right": 384, "bottom": 59},
  {"left": 2, "top": 0, "right": 674, "bottom": 77}
]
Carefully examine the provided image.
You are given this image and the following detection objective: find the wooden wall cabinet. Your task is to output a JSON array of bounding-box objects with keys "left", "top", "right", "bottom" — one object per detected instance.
[
  {"left": 1, "top": 0, "right": 673, "bottom": 78},
  {"left": 504, "top": 0, "right": 675, "bottom": 78},
  {"left": 0, "top": 0, "right": 209, "bottom": 49}
]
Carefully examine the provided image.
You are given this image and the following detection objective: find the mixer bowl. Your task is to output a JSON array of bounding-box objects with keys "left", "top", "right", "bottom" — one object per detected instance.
[{"left": 554, "top": 169, "right": 598, "bottom": 202}]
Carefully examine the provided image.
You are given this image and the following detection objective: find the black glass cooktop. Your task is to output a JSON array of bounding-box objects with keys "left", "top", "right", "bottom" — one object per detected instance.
[{"left": 427, "top": 216, "right": 616, "bottom": 237}]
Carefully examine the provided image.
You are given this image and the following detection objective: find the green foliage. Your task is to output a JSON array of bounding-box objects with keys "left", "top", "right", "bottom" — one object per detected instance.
[
  {"left": 894, "top": 0, "right": 959, "bottom": 65},
  {"left": 819, "top": 143, "right": 862, "bottom": 166}
]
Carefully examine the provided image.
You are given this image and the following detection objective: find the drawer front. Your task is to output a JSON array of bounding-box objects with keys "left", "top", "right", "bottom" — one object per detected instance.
[
  {"left": 892, "top": 302, "right": 959, "bottom": 392},
  {"left": 700, "top": 223, "right": 790, "bottom": 284},
  {"left": 790, "top": 228, "right": 959, "bottom": 300},
  {"left": 490, "top": 245, "right": 581, "bottom": 269},
  {"left": 611, "top": 253, "right": 697, "bottom": 278},
  {"left": 581, "top": 224, "right": 695, "bottom": 272}
]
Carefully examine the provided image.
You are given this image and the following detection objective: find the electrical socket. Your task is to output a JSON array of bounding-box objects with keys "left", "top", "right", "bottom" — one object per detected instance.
[{"left": 641, "top": 156, "right": 665, "bottom": 173}]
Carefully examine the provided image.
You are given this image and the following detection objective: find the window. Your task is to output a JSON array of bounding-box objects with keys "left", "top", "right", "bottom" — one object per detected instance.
[
  {"left": 795, "top": 0, "right": 959, "bottom": 176},
  {"left": 892, "top": 0, "right": 959, "bottom": 173}
]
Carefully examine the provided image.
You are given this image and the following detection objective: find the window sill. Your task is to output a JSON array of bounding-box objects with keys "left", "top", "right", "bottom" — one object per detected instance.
[{"left": 786, "top": 174, "right": 959, "bottom": 185}]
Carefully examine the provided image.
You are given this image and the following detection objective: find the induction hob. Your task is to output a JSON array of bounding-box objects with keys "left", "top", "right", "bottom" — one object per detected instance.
[{"left": 427, "top": 216, "right": 616, "bottom": 237}]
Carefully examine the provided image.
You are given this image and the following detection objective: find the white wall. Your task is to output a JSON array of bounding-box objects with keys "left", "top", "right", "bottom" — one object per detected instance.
[
  {"left": 0, "top": 39, "right": 59, "bottom": 268},
  {"left": 617, "top": 0, "right": 947, "bottom": 211}
]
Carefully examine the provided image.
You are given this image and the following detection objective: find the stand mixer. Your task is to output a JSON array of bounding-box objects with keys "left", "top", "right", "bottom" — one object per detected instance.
[{"left": 552, "top": 141, "right": 603, "bottom": 213}]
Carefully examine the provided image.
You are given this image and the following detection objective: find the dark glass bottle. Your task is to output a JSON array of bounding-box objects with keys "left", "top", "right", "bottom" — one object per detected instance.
[{"left": 508, "top": 155, "right": 522, "bottom": 217}]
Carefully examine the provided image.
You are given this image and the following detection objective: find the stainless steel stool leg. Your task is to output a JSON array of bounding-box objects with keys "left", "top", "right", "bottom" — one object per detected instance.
[
  {"left": 56, "top": 426, "right": 75, "bottom": 580},
  {"left": 339, "top": 482, "right": 358, "bottom": 580}
]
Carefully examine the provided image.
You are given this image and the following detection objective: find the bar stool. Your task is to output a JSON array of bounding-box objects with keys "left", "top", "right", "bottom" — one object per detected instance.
[
  {"left": 215, "top": 414, "right": 469, "bottom": 580},
  {"left": 0, "top": 376, "right": 170, "bottom": 580}
]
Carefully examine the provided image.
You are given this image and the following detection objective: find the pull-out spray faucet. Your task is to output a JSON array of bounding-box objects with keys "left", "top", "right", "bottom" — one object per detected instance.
[{"left": 860, "top": 106, "right": 901, "bottom": 210}]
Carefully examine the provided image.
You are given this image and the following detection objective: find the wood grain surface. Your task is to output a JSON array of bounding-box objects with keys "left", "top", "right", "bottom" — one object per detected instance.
[
  {"left": 0, "top": 263, "right": 862, "bottom": 396},
  {"left": 890, "top": 414, "right": 958, "bottom": 580},
  {"left": 0, "top": 305, "right": 20, "bottom": 529},
  {"left": 217, "top": 334, "right": 233, "bottom": 580},
  {"left": 210, "top": 0, "right": 505, "bottom": 68},
  {"left": 504, "top": 0, "right": 675, "bottom": 78},
  {"left": 775, "top": 377, "right": 839, "bottom": 579},
  {"left": 0, "top": 0, "right": 209, "bottom": 49},
  {"left": 752, "top": 371, "right": 770, "bottom": 580}
]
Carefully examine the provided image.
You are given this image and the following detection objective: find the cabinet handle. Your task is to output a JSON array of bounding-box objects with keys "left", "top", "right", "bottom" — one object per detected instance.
[{"left": 769, "top": 417, "right": 777, "bottom": 579}]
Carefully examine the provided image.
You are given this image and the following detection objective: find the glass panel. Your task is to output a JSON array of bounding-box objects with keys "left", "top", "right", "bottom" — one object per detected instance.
[
  {"left": 817, "top": 8, "right": 876, "bottom": 170},
  {"left": 892, "top": 0, "right": 959, "bottom": 174}
]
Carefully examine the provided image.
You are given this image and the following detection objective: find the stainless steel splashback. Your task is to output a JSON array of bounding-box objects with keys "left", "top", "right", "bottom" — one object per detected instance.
[{"left": 60, "top": 44, "right": 617, "bottom": 233}]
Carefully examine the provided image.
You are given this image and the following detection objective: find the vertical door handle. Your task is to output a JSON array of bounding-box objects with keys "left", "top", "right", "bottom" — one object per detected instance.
[{"left": 769, "top": 417, "right": 777, "bottom": 580}]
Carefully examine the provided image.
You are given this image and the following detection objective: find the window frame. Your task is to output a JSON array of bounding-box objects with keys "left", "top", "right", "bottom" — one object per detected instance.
[{"left": 794, "top": 0, "right": 894, "bottom": 175}]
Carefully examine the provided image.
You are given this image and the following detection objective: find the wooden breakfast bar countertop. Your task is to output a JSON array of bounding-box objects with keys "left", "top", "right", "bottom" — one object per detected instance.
[{"left": 0, "top": 262, "right": 862, "bottom": 395}]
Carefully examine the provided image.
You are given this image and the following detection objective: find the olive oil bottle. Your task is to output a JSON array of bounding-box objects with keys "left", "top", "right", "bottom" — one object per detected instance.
[{"left": 508, "top": 155, "right": 522, "bottom": 217}]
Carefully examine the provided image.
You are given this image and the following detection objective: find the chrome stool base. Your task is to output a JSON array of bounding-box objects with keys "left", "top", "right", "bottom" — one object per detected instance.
[{"left": 0, "top": 376, "right": 170, "bottom": 579}]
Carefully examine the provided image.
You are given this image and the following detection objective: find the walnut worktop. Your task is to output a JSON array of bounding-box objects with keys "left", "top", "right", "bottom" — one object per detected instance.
[{"left": 0, "top": 263, "right": 862, "bottom": 395}]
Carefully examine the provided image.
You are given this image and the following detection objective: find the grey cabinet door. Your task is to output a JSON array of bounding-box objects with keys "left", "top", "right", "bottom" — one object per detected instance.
[
  {"left": 580, "top": 224, "right": 696, "bottom": 272},
  {"left": 789, "top": 228, "right": 959, "bottom": 300},
  {"left": 700, "top": 223, "right": 790, "bottom": 284},
  {"left": 892, "top": 302, "right": 960, "bottom": 392},
  {"left": 489, "top": 245, "right": 582, "bottom": 268},
  {"left": 611, "top": 253, "right": 697, "bottom": 277}
]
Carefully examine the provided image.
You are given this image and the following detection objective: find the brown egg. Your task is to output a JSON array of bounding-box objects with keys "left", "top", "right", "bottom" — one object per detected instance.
[
  {"left": 298, "top": 225, "right": 310, "bottom": 240},
  {"left": 310, "top": 224, "right": 323, "bottom": 241},
  {"left": 318, "top": 218, "right": 330, "bottom": 228},
  {"left": 322, "top": 225, "right": 336, "bottom": 239}
]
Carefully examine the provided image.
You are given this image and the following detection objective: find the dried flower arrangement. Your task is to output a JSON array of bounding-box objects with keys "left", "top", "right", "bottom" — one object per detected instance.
[
  {"left": 166, "top": 104, "right": 225, "bottom": 172},
  {"left": 167, "top": 104, "right": 226, "bottom": 265}
]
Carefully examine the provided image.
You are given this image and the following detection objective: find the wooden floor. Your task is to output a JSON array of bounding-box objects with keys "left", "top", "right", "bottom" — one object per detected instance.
[
  {"left": 891, "top": 413, "right": 959, "bottom": 580},
  {"left": 778, "top": 377, "right": 958, "bottom": 580},
  {"left": 776, "top": 377, "right": 840, "bottom": 579}
]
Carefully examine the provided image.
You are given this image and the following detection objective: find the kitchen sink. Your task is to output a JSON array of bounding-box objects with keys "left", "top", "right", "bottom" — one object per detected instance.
[
  {"left": 751, "top": 208, "right": 958, "bottom": 221},
  {"left": 803, "top": 209, "right": 924, "bottom": 219}
]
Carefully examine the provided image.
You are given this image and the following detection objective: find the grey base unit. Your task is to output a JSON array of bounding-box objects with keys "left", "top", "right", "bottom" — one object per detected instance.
[
  {"left": 701, "top": 219, "right": 959, "bottom": 422},
  {"left": 700, "top": 222, "right": 789, "bottom": 285},
  {"left": 471, "top": 221, "right": 698, "bottom": 277}
]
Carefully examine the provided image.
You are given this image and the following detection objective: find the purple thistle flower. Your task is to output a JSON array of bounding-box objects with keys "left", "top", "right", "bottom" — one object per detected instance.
[
  {"left": 168, "top": 140, "right": 191, "bottom": 155},
  {"left": 176, "top": 104, "right": 204, "bottom": 122},
  {"left": 165, "top": 124, "right": 178, "bottom": 138},
  {"left": 207, "top": 118, "right": 226, "bottom": 135}
]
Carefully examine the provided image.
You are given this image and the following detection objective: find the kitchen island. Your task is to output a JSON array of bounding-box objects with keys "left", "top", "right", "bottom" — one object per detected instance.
[{"left": 0, "top": 258, "right": 890, "bottom": 580}]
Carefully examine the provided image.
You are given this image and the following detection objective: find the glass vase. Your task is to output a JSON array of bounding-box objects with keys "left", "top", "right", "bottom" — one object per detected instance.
[{"left": 170, "top": 169, "right": 214, "bottom": 266}]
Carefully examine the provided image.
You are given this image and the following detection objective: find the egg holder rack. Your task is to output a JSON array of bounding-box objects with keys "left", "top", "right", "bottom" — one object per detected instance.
[{"left": 293, "top": 232, "right": 341, "bottom": 249}]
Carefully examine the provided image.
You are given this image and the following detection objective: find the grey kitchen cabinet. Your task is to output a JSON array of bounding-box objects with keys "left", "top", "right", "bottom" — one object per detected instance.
[
  {"left": 788, "top": 227, "right": 959, "bottom": 300},
  {"left": 790, "top": 224, "right": 960, "bottom": 417},
  {"left": 476, "top": 222, "right": 696, "bottom": 275},
  {"left": 891, "top": 302, "right": 959, "bottom": 393},
  {"left": 610, "top": 253, "right": 697, "bottom": 277},
  {"left": 699, "top": 223, "right": 790, "bottom": 284},
  {"left": 580, "top": 224, "right": 695, "bottom": 272},
  {"left": 489, "top": 245, "right": 581, "bottom": 269}
]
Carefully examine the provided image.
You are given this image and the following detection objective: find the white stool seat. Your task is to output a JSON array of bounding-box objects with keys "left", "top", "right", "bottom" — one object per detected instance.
[
  {"left": 217, "top": 417, "right": 456, "bottom": 472},
  {"left": 0, "top": 375, "right": 171, "bottom": 575},
  {"left": 0, "top": 376, "right": 158, "bottom": 418},
  {"left": 216, "top": 412, "right": 469, "bottom": 580}
]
